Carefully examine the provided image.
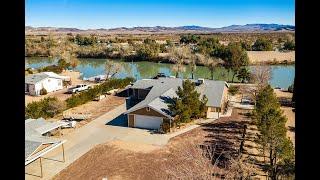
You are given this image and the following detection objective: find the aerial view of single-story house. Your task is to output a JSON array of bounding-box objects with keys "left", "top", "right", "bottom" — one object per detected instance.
[
  {"left": 25, "top": 118, "right": 66, "bottom": 177},
  {"left": 25, "top": 72, "right": 70, "bottom": 96},
  {"left": 124, "top": 77, "right": 229, "bottom": 130}
]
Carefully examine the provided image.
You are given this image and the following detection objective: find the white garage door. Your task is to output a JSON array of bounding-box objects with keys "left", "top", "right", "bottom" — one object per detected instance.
[{"left": 134, "top": 115, "right": 163, "bottom": 130}]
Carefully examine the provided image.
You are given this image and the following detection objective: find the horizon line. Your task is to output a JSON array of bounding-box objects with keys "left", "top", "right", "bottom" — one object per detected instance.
[{"left": 25, "top": 23, "right": 295, "bottom": 31}]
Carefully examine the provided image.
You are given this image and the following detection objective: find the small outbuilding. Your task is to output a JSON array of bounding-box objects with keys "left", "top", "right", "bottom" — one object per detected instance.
[{"left": 25, "top": 72, "right": 70, "bottom": 96}]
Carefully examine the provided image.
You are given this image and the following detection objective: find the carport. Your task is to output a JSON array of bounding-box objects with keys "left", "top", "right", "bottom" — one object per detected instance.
[
  {"left": 25, "top": 118, "right": 67, "bottom": 178},
  {"left": 25, "top": 139, "right": 66, "bottom": 178}
]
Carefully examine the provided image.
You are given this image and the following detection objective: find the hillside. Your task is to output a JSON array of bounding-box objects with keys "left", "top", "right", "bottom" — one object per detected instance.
[{"left": 25, "top": 24, "right": 295, "bottom": 35}]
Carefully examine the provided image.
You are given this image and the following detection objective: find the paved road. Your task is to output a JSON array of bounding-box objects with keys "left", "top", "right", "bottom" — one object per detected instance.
[{"left": 25, "top": 103, "right": 170, "bottom": 180}]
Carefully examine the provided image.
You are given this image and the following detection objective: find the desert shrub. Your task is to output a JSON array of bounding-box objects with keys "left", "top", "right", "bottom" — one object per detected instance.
[
  {"left": 66, "top": 77, "right": 134, "bottom": 108},
  {"left": 40, "top": 88, "right": 48, "bottom": 95},
  {"left": 45, "top": 100, "right": 66, "bottom": 118},
  {"left": 40, "top": 65, "right": 64, "bottom": 74},
  {"left": 252, "top": 38, "right": 273, "bottom": 51},
  {"left": 160, "top": 119, "right": 171, "bottom": 133},
  {"left": 228, "top": 85, "right": 239, "bottom": 95},
  {"left": 26, "top": 97, "right": 66, "bottom": 118},
  {"left": 283, "top": 40, "right": 295, "bottom": 50}
]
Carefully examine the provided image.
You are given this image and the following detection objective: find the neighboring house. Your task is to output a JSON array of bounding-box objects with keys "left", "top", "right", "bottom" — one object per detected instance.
[
  {"left": 25, "top": 118, "right": 66, "bottom": 174},
  {"left": 124, "top": 77, "right": 229, "bottom": 130},
  {"left": 25, "top": 72, "right": 70, "bottom": 96}
]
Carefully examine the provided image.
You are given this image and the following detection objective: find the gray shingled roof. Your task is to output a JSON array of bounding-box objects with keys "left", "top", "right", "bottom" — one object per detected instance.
[
  {"left": 25, "top": 73, "right": 49, "bottom": 84},
  {"left": 125, "top": 78, "right": 227, "bottom": 118}
]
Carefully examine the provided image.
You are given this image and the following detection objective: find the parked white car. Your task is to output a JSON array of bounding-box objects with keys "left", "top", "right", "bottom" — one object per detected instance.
[{"left": 67, "top": 84, "right": 90, "bottom": 93}]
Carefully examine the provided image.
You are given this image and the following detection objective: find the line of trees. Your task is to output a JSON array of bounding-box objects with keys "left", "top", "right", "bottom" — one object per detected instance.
[
  {"left": 66, "top": 77, "right": 134, "bottom": 108},
  {"left": 253, "top": 85, "right": 295, "bottom": 179}
]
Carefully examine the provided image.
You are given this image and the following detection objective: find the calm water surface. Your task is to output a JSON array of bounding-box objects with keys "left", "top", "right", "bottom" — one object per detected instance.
[{"left": 25, "top": 57, "right": 295, "bottom": 89}]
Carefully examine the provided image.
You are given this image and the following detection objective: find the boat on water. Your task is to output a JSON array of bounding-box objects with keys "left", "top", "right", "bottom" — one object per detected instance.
[{"left": 83, "top": 74, "right": 111, "bottom": 82}]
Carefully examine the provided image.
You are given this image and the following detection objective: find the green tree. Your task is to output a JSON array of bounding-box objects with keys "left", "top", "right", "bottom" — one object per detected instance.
[
  {"left": 169, "top": 80, "right": 208, "bottom": 124},
  {"left": 252, "top": 38, "right": 273, "bottom": 51},
  {"left": 240, "top": 41, "right": 252, "bottom": 51},
  {"left": 254, "top": 85, "right": 295, "bottom": 179},
  {"left": 237, "top": 67, "right": 251, "bottom": 83},
  {"left": 292, "top": 78, "right": 296, "bottom": 102},
  {"left": 283, "top": 40, "right": 295, "bottom": 50},
  {"left": 189, "top": 57, "right": 197, "bottom": 79},
  {"left": 224, "top": 43, "right": 249, "bottom": 82},
  {"left": 136, "top": 38, "right": 160, "bottom": 60},
  {"left": 206, "top": 56, "right": 221, "bottom": 80},
  {"left": 197, "top": 37, "right": 220, "bottom": 55},
  {"left": 180, "top": 34, "right": 201, "bottom": 44}
]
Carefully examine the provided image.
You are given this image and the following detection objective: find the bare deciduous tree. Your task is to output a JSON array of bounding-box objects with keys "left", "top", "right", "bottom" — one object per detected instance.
[
  {"left": 105, "top": 60, "right": 123, "bottom": 79},
  {"left": 171, "top": 63, "right": 186, "bottom": 78},
  {"left": 206, "top": 56, "right": 223, "bottom": 80},
  {"left": 250, "top": 65, "right": 272, "bottom": 89},
  {"left": 168, "top": 46, "right": 192, "bottom": 64}
]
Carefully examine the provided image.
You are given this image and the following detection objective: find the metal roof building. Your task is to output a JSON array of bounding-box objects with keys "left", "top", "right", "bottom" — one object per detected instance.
[{"left": 25, "top": 118, "right": 66, "bottom": 178}]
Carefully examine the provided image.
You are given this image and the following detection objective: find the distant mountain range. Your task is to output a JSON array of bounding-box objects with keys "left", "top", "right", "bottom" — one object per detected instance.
[{"left": 25, "top": 24, "right": 295, "bottom": 35}]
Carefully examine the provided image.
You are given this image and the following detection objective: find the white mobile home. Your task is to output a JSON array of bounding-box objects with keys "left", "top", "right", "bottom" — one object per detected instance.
[{"left": 25, "top": 72, "right": 70, "bottom": 96}]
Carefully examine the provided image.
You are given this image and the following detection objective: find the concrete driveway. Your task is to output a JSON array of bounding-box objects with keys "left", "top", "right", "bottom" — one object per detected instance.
[{"left": 25, "top": 103, "right": 170, "bottom": 180}]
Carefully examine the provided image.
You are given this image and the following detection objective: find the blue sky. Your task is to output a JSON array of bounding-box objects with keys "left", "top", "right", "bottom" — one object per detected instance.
[{"left": 26, "top": 0, "right": 295, "bottom": 29}]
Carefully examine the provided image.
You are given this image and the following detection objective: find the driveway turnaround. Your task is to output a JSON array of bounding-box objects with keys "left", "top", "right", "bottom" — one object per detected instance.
[{"left": 25, "top": 103, "right": 171, "bottom": 180}]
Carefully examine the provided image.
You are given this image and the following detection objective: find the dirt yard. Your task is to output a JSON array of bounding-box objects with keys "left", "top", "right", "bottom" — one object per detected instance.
[
  {"left": 53, "top": 108, "right": 264, "bottom": 180},
  {"left": 247, "top": 51, "right": 295, "bottom": 64},
  {"left": 282, "top": 107, "right": 295, "bottom": 146},
  {"left": 25, "top": 70, "right": 95, "bottom": 105}
]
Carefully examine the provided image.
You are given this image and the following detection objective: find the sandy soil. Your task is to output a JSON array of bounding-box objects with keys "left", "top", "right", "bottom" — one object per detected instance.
[
  {"left": 274, "top": 89, "right": 293, "bottom": 98},
  {"left": 54, "top": 108, "right": 265, "bottom": 180},
  {"left": 247, "top": 51, "right": 295, "bottom": 64},
  {"left": 282, "top": 107, "right": 295, "bottom": 146},
  {"left": 107, "top": 140, "right": 161, "bottom": 153}
]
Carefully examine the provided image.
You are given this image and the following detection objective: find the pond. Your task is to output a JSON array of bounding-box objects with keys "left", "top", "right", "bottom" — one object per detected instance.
[{"left": 25, "top": 57, "right": 295, "bottom": 89}]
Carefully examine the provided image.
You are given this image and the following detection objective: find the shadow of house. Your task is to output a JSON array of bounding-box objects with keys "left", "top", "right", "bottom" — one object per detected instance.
[{"left": 106, "top": 114, "right": 128, "bottom": 127}]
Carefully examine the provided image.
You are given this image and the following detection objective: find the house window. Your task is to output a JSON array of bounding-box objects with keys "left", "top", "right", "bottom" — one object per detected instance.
[{"left": 146, "top": 107, "right": 150, "bottom": 111}]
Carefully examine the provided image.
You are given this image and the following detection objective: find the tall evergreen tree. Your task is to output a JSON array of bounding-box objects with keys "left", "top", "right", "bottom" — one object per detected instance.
[
  {"left": 254, "top": 85, "right": 294, "bottom": 179},
  {"left": 169, "top": 80, "right": 207, "bottom": 124}
]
